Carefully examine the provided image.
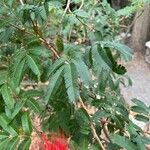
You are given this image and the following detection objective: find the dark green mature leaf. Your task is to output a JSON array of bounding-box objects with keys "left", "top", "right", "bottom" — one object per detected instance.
[
  {"left": 47, "top": 57, "right": 65, "bottom": 76},
  {"left": 21, "top": 90, "right": 43, "bottom": 98},
  {"left": 11, "top": 99, "right": 27, "bottom": 119},
  {"left": 26, "top": 55, "right": 40, "bottom": 78},
  {"left": 110, "top": 134, "right": 137, "bottom": 150},
  {"left": 0, "top": 138, "right": 11, "bottom": 149},
  {"left": 135, "top": 136, "right": 146, "bottom": 150},
  {"left": 132, "top": 98, "right": 148, "bottom": 109},
  {"left": 0, "top": 71, "right": 7, "bottom": 85},
  {"left": 99, "top": 41, "right": 133, "bottom": 61},
  {"left": 26, "top": 98, "right": 41, "bottom": 114},
  {"left": 55, "top": 35, "right": 64, "bottom": 52},
  {"left": 0, "top": 113, "right": 18, "bottom": 136},
  {"left": 1, "top": 84, "right": 14, "bottom": 110},
  {"left": 112, "top": 63, "right": 127, "bottom": 75},
  {"left": 0, "top": 132, "right": 9, "bottom": 140},
  {"left": 127, "top": 122, "right": 146, "bottom": 150},
  {"left": 105, "top": 48, "right": 127, "bottom": 75},
  {"left": 74, "top": 9, "right": 89, "bottom": 18},
  {"left": 12, "top": 58, "right": 26, "bottom": 88},
  {"left": 0, "top": 113, "right": 11, "bottom": 128},
  {"left": 21, "top": 112, "right": 32, "bottom": 135},
  {"left": 64, "top": 63, "right": 79, "bottom": 102},
  {"left": 6, "top": 136, "right": 19, "bottom": 150},
  {"left": 92, "top": 45, "right": 110, "bottom": 71},
  {"left": 73, "top": 59, "right": 91, "bottom": 87},
  {"left": 18, "top": 138, "right": 31, "bottom": 150},
  {"left": 93, "top": 110, "right": 110, "bottom": 123},
  {"left": 131, "top": 106, "right": 149, "bottom": 115},
  {"left": 45, "top": 66, "right": 64, "bottom": 104},
  {"left": 134, "top": 114, "right": 149, "bottom": 123}
]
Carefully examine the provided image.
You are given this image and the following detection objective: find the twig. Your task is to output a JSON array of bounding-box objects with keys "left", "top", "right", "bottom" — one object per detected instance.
[
  {"left": 79, "top": 97, "right": 106, "bottom": 150},
  {"left": 9, "top": 23, "right": 35, "bottom": 37},
  {"left": 122, "top": 9, "right": 144, "bottom": 41},
  {"left": 30, "top": 19, "right": 60, "bottom": 59},
  {"left": 19, "top": 0, "right": 24, "bottom": 5},
  {"left": 79, "top": 0, "right": 84, "bottom": 10},
  {"left": 39, "top": 37, "right": 60, "bottom": 59},
  {"left": 102, "top": 123, "right": 110, "bottom": 142},
  {"left": 76, "top": 16, "right": 95, "bottom": 31},
  {"left": 61, "top": 0, "right": 71, "bottom": 23}
]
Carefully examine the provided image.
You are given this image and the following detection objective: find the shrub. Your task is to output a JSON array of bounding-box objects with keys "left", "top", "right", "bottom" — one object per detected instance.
[{"left": 0, "top": 0, "right": 149, "bottom": 149}]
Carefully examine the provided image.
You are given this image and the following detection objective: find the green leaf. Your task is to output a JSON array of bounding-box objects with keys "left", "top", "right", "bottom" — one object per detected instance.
[
  {"left": 0, "top": 113, "right": 11, "bottom": 127},
  {"left": 18, "top": 138, "right": 31, "bottom": 150},
  {"left": 112, "top": 63, "right": 127, "bottom": 75},
  {"left": 26, "top": 55, "right": 40, "bottom": 77},
  {"left": 135, "top": 136, "right": 146, "bottom": 150},
  {"left": 0, "top": 71, "right": 7, "bottom": 85},
  {"left": 55, "top": 35, "right": 64, "bottom": 52},
  {"left": 0, "top": 138, "right": 11, "bottom": 149},
  {"left": 7, "top": 0, "right": 14, "bottom": 7},
  {"left": 39, "top": 5, "right": 47, "bottom": 20},
  {"left": 99, "top": 42, "right": 133, "bottom": 61},
  {"left": 98, "top": 69, "right": 109, "bottom": 92},
  {"left": 21, "top": 112, "right": 32, "bottom": 135},
  {"left": 0, "top": 132, "right": 9, "bottom": 140},
  {"left": 103, "top": 48, "right": 127, "bottom": 75},
  {"left": 132, "top": 98, "right": 148, "bottom": 109},
  {"left": 45, "top": 66, "right": 64, "bottom": 103},
  {"left": 12, "top": 58, "right": 26, "bottom": 88},
  {"left": 142, "top": 136, "right": 150, "bottom": 145},
  {"left": 11, "top": 99, "right": 27, "bottom": 119},
  {"left": 1, "top": 84, "right": 14, "bottom": 110},
  {"left": 7, "top": 136, "right": 19, "bottom": 150},
  {"left": 11, "top": 51, "right": 25, "bottom": 76},
  {"left": 64, "top": 63, "right": 79, "bottom": 102},
  {"left": 92, "top": 45, "right": 110, "bottom": 71},
  {"left": 110, "top": 134, "right": 136, "bottom": 150},
  {"left": 93, "top": 110, "right": 110, "bottom": 123},
  {"left": 128, "top": 123, "right": 146, "bottom": 150},
  {"left": 21, "top": 90, "right": 43, "bottom": 98},
  {"left": 26, "top": 98, "right": 41, "bottom": 114},
  {"left": 74, "top": 9, "right": 89, "bottom": 18},
  {"left": 131, "top": 106, "right": 149, "bottom": 115},
  {"left": 134, "top": 114, "right": 149, "bottom": 123},
  {"left": 0, "top": 114, "right": 18, "bottom": 135},
  {"left": 47, "top": 57, "right": 65, "bottom": 76},
  {"left": 73, "top": 59, "right": 91, "bottom": 87}
]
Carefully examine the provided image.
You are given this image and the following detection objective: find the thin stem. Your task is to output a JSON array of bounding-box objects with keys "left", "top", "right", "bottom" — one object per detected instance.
[
  {"left": 79, "top": 97, "right": 106, "bottom": 150},
  {"left": 61, "top": 0, "right": 71, "bottom": 23},
  {"left": 79, "top": 0, "right": 84, "bottom": 9},
  {"left": 76, "top": 16, "right": 95, "bottom": 31},
  {"left": 19, "top": 0, "right": 24, "bottom": 5},
  {"left": 30, "top": 18, "right": 60, "bottom": 59}
]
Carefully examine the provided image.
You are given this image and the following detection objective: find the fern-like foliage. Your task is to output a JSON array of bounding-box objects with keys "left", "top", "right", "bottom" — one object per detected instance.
[
  {"left": 0, "top": 0, "right": 149, "bottom": 149},
  {"left": 64, "top": 63, "right": 79, "bottom": 102}
]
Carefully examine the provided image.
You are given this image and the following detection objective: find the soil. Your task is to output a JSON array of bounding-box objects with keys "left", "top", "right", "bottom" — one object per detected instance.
[{"left": 121, "top": 51, "right": 150, "bottom": 106}]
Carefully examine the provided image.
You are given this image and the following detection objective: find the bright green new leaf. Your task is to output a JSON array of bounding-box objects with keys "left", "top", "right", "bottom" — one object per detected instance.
[
  {"left": 1, "top": 84, "right": 14, "bottom": 110},
  {"left": 21, "top": 112, "right": 32, "bottom": 135}
]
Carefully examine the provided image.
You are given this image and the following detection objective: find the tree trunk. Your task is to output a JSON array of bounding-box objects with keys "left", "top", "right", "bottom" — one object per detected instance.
[{"left": 130, "top": 5, "right": 150, "bottom": 52}]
